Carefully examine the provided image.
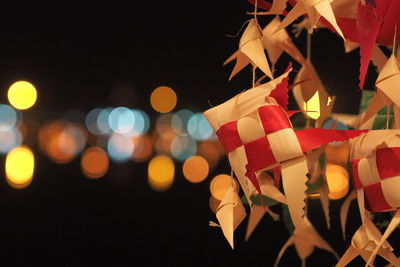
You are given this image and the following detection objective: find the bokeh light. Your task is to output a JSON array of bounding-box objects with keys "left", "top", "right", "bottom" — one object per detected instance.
[
  {"left": 0, "top": 104, "right": 18, "bottom": 131},
  {"left": 148, "top": 155, "right": 175, "bottom": 191},
  {"left": 108, "top": 107, "right": 135, "bottom": 134},
  {"left": 132, "top": 135, "right": 153, "bottom": 162},
  {"left": 129, "top": 109, "right": 150, "bottom": 136},
  {"left": 150, "top": 86, "right": 177, "bottom": 113},
  {"left": 81, "top": 147, "right": 109, "bottom": 179},
  {"left": 172, "top": 109, "right": 193, "bottom": 136},
  {"left": 170, "top": 135, "right": 197, "bottom": 161},
  {"left": 0, "top": 128, "right": 23, "bottom": 154},
  {"left": 210, "top": 174, "right": 234, "bottom": 200},
  {"left": 156, "top": 113, "right": 176, "bottom": 140},
  {"left": 97, "top": 108, "right": 112, "bottom": 134},
  {"left": 7, "top": 81, "right": 37, "bottom": 110},
  {"left": 61, "top": 124, "right": 87, "bottom": 154},
  {"left": 38, "top": 121, "right": 86, "bottom": 164},
  {"left": 187, "top": 113, "right": 213, "bottom": 140},
  {"left": 5, "top": 146, "right": 34, "bottom": 189},
  {"left": 154, "top": 134, "right": 174, "bottom": 155},
  {"left": 209, "top": 195, "right": 221, "bottom": 214},
  {"left": 325, "top": 164, "right": 349, "bottom": 200},
  {"left": 197, "top": 141, "right": 224, "bottom": 170},
  {"left": 183, "top": 155, "right": 209, "bottom": 183},
  {"left": 86, "top": 108, "right": 104, "bottom": 135},
  {"left": 303, "top": 91, "right": 320, "bottom": 120},
  {"left": 107, "top": 133, "right": 134, "bottom": 162}
]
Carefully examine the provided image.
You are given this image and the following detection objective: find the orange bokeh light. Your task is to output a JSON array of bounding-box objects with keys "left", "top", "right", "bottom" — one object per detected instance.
[
  {"left": 150, "top": 86, "right": 177, "bottom": 113},
  {"left": 210, "top": 174, "right": 235, "bottom": 201},
  {"left": 197, "top": 141, "right": 223, "bottom": 170},
  {"left": 183, "top": 155, "right": 209, "bottom": 183},
  {"left": 132, "top": 135, "right": 153, "bottom": 162},
  {"left": 81, "top": 147, "right": 109, "bottom": 179},
  {"left": 38, "top": 121, "right": 86, "bottom": 164}
]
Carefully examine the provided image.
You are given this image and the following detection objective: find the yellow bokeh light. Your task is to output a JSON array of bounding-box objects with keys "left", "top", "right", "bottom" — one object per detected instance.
[
  {"left": 326, "top": 164, "right": 349, "bottom": 200},
  {"left": 148, "top": 155, "right": 175, "bottom": 191},
  {"left": 81, "top": 147, "right": 109, "bottom": 179},
  {"left": 150, "top": 86, "right": 177, "bottom": 113},
  {"left": 303, "top": 91, "right": 320, "bottom": 120},
  {"left": 7, "top": 81, "right": 37, "bottom": 110},
  {"left": 210, "top": 174, "right": 234, "bottom": 201},
  {"left": 5, "top": 146, "right": 34, "bottom": 189},
  {"left": 183, "top": 155, "right": 209, "bottom": 183}
]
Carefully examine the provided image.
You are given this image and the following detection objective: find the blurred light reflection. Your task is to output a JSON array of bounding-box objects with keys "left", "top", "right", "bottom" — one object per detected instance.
[
  {"left": 150, "top": 86, "right": 177, "bottom": 113},
  {"left": 210, "top": 174, "right": 234, "bottom": 200},
  {"left": 0, "top": 128, "right": 23, "bottom": 154},
  {"left": 107, "top": 133, "right": 134, "bottom": 162},
  {"left": 183, "top": 155, "right": 209, "bottom": 183},
  {"left": 108, "top": 107, "right": 135, "bottom": 134},
  {"left": 172, "top": 109, "right": 193, "bottom": 136},
  {"left": 7, "top": 81, "right": 37, "bottom": 110},
  {"left": 81, "top": 147, "right": 109, "bottom": 179},
  {"left": 132, "top": 135, "right": 153, "bottom": 162},
  {"left": 148, "top": 155, "right": 174, "bottom": 191},
  {"left": 187, "top": 113, "right": 213, "bottom": 140},
  {"left": 0, "top": 104, "right": 18, "bottom": 131},
  {"left": 5, "top": 146, "right": 34, "bottom": 189},
  {"left": 170, "top": 135, "right": 197, "bottom": 161}
]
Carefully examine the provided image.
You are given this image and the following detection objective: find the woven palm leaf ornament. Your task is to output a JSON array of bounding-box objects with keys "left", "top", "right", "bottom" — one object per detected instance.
[{"left": 202, "top": 0, "right": 400, "bottom": 266}]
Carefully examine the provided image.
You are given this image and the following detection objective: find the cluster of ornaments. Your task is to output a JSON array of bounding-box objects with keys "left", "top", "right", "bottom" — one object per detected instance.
[{"left": 203, "top": 0, "right": 400, "bottom": 266}]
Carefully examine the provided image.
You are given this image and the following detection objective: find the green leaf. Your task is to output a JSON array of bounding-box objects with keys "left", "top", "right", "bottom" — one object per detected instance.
[
  {"left": 282, "top": 205, "right": 295, "bottom": 234},
  {"left": 372, "top": 113, "right": 393, "bottom": 130},
  {"left": 306, "top": 175, "right": 324, "bottom": 193},
  {"left": 359, "top": 90, "right": 375, "bottom": 113}
]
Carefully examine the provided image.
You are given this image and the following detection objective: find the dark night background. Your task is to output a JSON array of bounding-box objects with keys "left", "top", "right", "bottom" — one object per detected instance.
[{"left": 0, "top": 1, "right": 395, "bottom": 266}]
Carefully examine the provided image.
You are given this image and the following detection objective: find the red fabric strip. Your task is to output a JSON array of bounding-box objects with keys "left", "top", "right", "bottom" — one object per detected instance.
[
  {"left": 215, "top": 121, "right": 242, "bottom": 153},
  {"left": 295, "top": 128, "right": 368, "bottom": 153},
  {"left": 269, "top": 62, "right": 292, "bottom": 110},
  {"left": 286, "top": 110, "right": 302, "bottom": 117},
  {"left": 376, "top": 0, "right": 400, "bottom": 45},
  {"left": 258, "top": 105, "right": 291, "bottom": 134},
  {"left": 376, "top": 147, "right": 400, "bottom": 179},
  {"left": 351, "top": 159, "right": 363, "bottom": 190},
  {"left": 336, "top": 17, "right": 359, "bottom": 43},
  {"left": 364, "top": 182, "right": 393, "bottom": 212},
  {"left": 273, "top": 166, "right": 281, "bottom": 188},
  {"left": 244, "top": 137, "right": 278, "bottom": 204},
  {"left": 244, "top": 137, "right": 277, "bottom": 173},
  {"left": 357, "top": 3, "right": 383, "bottom": 89}
]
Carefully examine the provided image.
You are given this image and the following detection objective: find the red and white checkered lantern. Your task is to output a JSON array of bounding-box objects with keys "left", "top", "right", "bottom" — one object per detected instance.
[
  {"left": 204, "top": 69, "right": 366, "bottom": 229},
  {"left": 351, "top": 130, "right": 400, "bottom": 213}
]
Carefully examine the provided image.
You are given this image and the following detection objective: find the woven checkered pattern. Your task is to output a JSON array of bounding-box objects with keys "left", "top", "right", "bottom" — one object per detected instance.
[
  {"left": 352, "top": 147, "right": 400, "bottom": 212},
  {"left": 215, "top": 103, "right": 302, "bottom": 195}
]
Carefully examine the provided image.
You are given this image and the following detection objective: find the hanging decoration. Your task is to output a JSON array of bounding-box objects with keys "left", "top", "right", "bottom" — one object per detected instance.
[{"left": 203, "top": 0, "right": 400, "bottom": 266}]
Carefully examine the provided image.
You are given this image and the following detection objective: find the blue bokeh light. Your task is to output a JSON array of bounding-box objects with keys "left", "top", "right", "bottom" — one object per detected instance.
[{"left": 187, "top": 113, "right": 213, "bottom": 141}]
